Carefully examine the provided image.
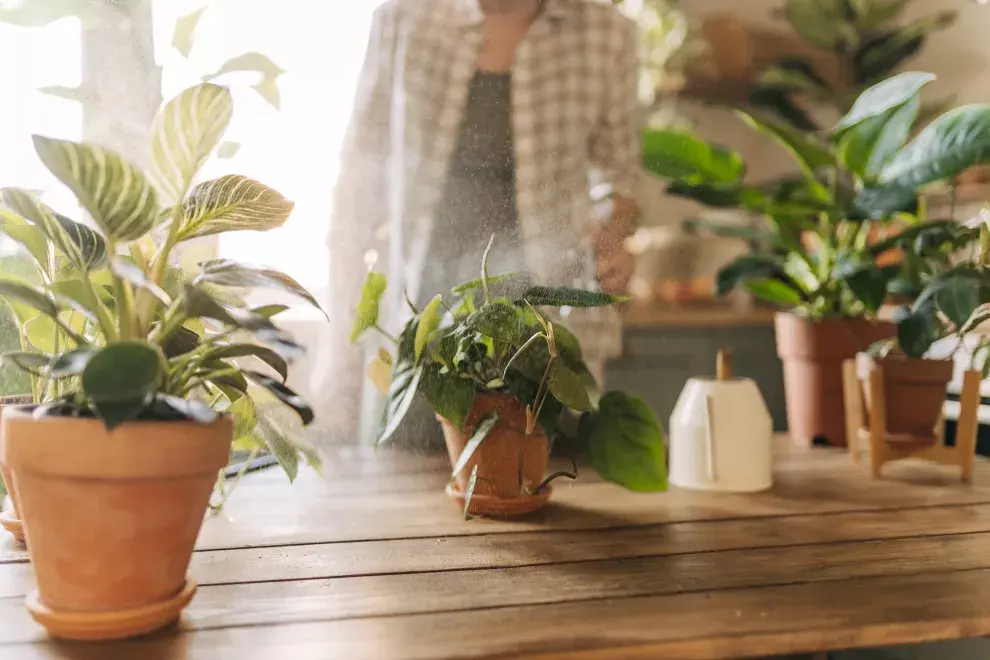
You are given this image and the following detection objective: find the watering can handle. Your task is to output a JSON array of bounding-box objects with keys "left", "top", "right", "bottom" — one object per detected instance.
[{"left": 704, "top": 393, "right": 718, "bottom": 482}]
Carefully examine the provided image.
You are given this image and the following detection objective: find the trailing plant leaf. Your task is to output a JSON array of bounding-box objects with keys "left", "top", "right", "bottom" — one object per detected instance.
[
  {"left": 244, "top": 371, "right": 313, "bottom": 426},
  {"left": 176, "top": 175, "right": 293, "bottom": 241},
  {"left": 755, "top": 59, "right": 829, "bottom": 95},
  {"left": 415, "top": 295, "right": 443, "bottom": 361},
  {"left": 32, "top": 136, "right": 159, "bottom": 242},
  {"left": 582, "top": 391, "right": 667, "bottom": 492},
  {"left": 834, "top": 71, "right": 935, "bottom": 133},
  {"left": 715, "top": 254, "right": 797, "bottom": 297},
  {"left": 641, "top": 130, "right": 744, "bottom": 184},
  {"left": 784, "top": 0, "right": 849, "bottom": 49},
  {"left": 256, "top": 414, "right": 300, "bottom": 482},
  {"left": 49, "top": 346, "right": 96, "bottom": 378},
  {"left": 468, "top": 301, "right": 524, "bottom": 343},
  {"left": 450, "top": 412, "right": 499, "bottom": 480},
  {"left": 842, "top": 264, "right": 899, "bottom": 314},
  {"left": 350, "top": 271, "right": 387, "bottom": 342},
  {"left": 155, "top": 394, "right": 219, "bottom": 424},
  {"left": 520, "top": 286, "right": 627, "bottom": 308},
  {"left": 0, "top": 278, "right": 59, "bottom": 318},
  {"left": 252, "top": 304, "right": 289, "bottom": 319},
  {"left": 0, "top": 208, "right": 50, "bottom": 271},
  {"left": 1, "top": 351, "right": 51, "bottom": 375},
  {"left": 897, "top": 303, "right": 936, "bottom": 358},
  {"left": 196, "top": 259, "right": 324, "bottom": 317},
  {"left": 451, "top": 272, "right": 522, "bottom": 294},
  {"left": 180, "top": 284, "right": 302, "bottom": 358},
  {"left": 548, "top": 361, "right": 592, "bottom": 412},
  {"left": 880, "top": 104, "right": 990, "bottom": 190},
  {"left": 744, "top": 278, "right": 805, "bottom": 306},
  {"left": 378, "top": 317, "right": 424, "bottom": 445},
  {"left": 2, "top": 188, "right": 107, "bottom": 270},
  {"left": 934, "top": 278, "right": 980, "bottom": 328},
  {"left": 163, "top": 325, "right": 202, "bottom": 358}
]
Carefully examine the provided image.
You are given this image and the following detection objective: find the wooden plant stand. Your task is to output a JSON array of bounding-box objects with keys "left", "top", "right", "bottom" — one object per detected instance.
[{"left": 841, "top": 360, "right": 980, "bottom": 481}]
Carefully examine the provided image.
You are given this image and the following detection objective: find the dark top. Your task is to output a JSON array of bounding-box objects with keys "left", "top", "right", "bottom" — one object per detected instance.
[{"left": 418, "top": 72, "right": 529, "bottom": 307}]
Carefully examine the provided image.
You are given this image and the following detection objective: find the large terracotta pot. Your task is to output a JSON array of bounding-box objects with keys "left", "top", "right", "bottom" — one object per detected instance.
[
  {"left": 438, "top": 394, "right": 550, "bottom": 518},
  {"left": 0, "top": 395, "right": 32, "bottom": 544},
  {"left": 775, "top": 313, "right": 896, "bottom": 446},
  {"left": 856, "top": 353, "right": 954, "bottom": 442},
  {"left": 0, "top": 408, "right": 231, "bottom": 640}
]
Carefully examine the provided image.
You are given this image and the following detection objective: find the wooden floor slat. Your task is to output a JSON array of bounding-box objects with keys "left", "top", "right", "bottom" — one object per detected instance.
[
  {"left": 7, "top": 568, "right": 990, "bottom": 659},
  {"left": 6, "top": 503, "right": 990, "bottom": 599},
  {"left": 4, "top": 531, "right": 990, "bottom": 644}
]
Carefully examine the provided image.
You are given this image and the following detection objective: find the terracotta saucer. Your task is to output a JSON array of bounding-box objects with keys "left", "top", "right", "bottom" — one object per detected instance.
[
  {"left": 0, "top": 509, "right": 24, "bottom": 544},
  {"left": 445, "top": 482, "right": 552, "bottom": 518},
  {"left": 26, "top": 578, "right": 198, "bottom": 641}
]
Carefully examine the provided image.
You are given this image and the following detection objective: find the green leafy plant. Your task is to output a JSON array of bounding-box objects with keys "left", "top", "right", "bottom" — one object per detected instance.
[
  {"left": 351, "top": 236, "right": 668, "bottom": 495},
  {"left": 752, "top": 0, "right": 955, "bottom": 131},
  {"left": 0, "top": 82, "right": 322, "bottom": 503},
  {"left": 869, "top": 214, "right": 990, "bottom": 364},
  {"left": 642, "top": 72, "right": 990, "bottom": 320}
]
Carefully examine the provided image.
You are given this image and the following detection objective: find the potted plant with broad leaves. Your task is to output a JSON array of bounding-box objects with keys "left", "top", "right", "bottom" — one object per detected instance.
[
  {"left": 642, "top": 71, "right": 990, "bottom": 445},
  {"left": 351, "top": 238, "right": 667, "bottom": 518},
  {"left": 0, "top": 82, "right": 322, "bottom": 641},
  {"left": 858, "top": 218, "right": 990, "bottom": 443}
]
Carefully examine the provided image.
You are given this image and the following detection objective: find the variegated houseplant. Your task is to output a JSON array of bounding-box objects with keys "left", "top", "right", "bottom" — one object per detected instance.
[{"left": 0, "top": 82, "right": 321, "bottom": 641}]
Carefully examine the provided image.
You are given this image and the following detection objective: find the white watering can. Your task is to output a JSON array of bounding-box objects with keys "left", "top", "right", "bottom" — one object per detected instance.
[{"left": 669, "top": 350, "right": 773, "bottom": 493}]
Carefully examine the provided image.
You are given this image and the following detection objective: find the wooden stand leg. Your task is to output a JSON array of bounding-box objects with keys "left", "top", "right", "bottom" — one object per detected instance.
[
  {"left": 956, "top": 370, "right": 982, "bottom": 483},
  {"left": 868, "top": 368, "right": 887, "bottom": 478},
  {"left": 842, "top": 360, "right": 863, "bottom": 463}
]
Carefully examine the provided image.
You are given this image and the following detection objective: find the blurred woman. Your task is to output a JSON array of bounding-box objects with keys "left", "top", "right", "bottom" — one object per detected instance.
[{"left": 319, "top": 0, "right": 641, "bottom": 444}]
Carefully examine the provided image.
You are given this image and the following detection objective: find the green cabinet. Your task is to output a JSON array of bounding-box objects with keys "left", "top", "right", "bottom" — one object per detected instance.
[{"left": 606, "top": 323, "right": 787, "bottom": 432}]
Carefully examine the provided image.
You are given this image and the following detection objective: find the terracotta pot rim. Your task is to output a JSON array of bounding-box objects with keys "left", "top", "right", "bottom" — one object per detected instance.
[{"left": 0, "top": 406, "right": 231, "bottom": 430}]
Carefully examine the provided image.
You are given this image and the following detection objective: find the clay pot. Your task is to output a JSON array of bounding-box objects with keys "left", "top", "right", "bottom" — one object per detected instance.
[
  {"left": 775, "top": 313, "right": 896, "bottom": 446},
  {"left": 856, "top": 353, "right": 954, "bottom": 442},
  {"left": 0, "top": 408, "right": 231, "bottom": 640},
  {"left": 0, "top": 395, "right": 32, "bottom": 544},
  {"left": 438, "top": 394, "right": 550, "bottom": 518}
]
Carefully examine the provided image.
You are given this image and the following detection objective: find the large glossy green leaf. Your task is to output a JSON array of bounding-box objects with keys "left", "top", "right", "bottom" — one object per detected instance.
[
  {"left": 350, "top": 272, "right": 387, "bottom": 342},
  {"left": 520, "top": 286, "right": 627, "bottom": 308},
  {"left": 378, "top": 317, "right": 423, "bottom": 445},
  {"left": 784, "top": 0, "right": 848, "bottom": 49},
  {"left": 842, "top": 265, "right": 899, "bottom": 314},
  {"left": 415, "top": 295, "right": 443, "bottom": 361},
  {"left": 467, "top": 301, "right": 524, "bottom": 343},
  {"left": 244, "top": 371, "right": 313, "bottom": 426},
  {"left": 449, "top": 412, "right": 498, "bottom": 480},
  {"left": 641, "top": 130, "right": 744, "bottom": 184},
  {"left": 935, "top": 278, "right": 980, "bottom": 328},
  {"left": 2, "top": 187, "right": 107, "bottom": 270},
  {"left": 176, "top": 175, "right": 294, "bottom": 241},
  {"left": 149, "top": 83, "right": 233, "bottom": 206},
  {"left": 853, "top": 184, "right": 917, "bottom": 219},
  {"left": 897, "top": 303, "right": 936, "bottom": 358},
  {"left": 835, "top": 72, "right": 935, "bottom": 133},
  {"left": 880, "top": 104, "right": 990, "bottom": 189},
  {"left": 736, "top": 110, "right": 833, "bottom": 179},
  {"left": 582, "top": 391, "right": 667, "bottom": 492},
  {"left": 854, "top": 14, "right": 954, "bottom": 84},
  {"left": 548, "top": 360, "right": 592, "bottom": 412},
  {"left": 82, "top": 342, "right": 165, "bottom": 428},
  {"left": 744, "top": 278, "right": 805, "bottom": 307},
  {"left": 196, "top": 259, "right": 324, "bottom": 317},
  {"left": 32, "top": 136, "right": 159, "bottom": 242},
  {"left": 207, "top": 343, "right": 288, "bottom": 382},
  {"left": 420, "top": 364, "right": 476, "bottom": 432},
  {"left": 838, "top": 95, "right": 919, "bottom": 178}
]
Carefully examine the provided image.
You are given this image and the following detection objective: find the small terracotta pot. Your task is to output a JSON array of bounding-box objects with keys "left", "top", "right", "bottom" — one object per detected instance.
[
  {"left": 856, "top": 353, "right": 954, "bottom": 442},
  {"left": 438, "top": 394, "right": 550, "bottom": 518},
  {"left": 0, "top": 395, "right": 32, "bottom": 544},
  {"left": 775, "top": 313, "right": 896, "bottom": 446},
  {"left": 0, "top": 408, "right": 231, "bottom": 640}
]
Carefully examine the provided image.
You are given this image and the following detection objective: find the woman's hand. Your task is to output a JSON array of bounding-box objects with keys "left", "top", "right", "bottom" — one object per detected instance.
[{"left": 594, "top": 227, "right": 636, "bottom": 295}]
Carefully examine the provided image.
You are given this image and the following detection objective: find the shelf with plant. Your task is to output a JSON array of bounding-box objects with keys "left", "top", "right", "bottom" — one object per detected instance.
[
  {"left": 641, "top": 70, "right": 990, "bottom": 445},
  {"left": 351, "top": 237, "right": 667, "bottom": 518},
  {"left": 857, "top": 215, "right": 990, "bottom": 442},
  {"left": 0, "top": 82, "right": 322, "bottom": 640}
]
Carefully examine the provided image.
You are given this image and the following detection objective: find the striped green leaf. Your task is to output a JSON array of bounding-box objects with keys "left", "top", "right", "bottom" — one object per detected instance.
[
  {"left": 176, "top": 175, "right": 293, "bottom": 241},
  {"left": 149, "top": 83, "right": 233, "bottom": 206},
  {"left": 195, "top": 258, "right": 325, "bottom": 317},
  {"left": 32, "top": 136, "right": 159, "bottom": 242},
  {"left": 1, "top": 187, "right": 107, "bottom": 270}
]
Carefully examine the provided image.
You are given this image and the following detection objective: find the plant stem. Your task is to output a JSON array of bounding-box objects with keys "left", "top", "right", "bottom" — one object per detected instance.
[
  {"left": 481, "top": 233, "right": 495, "bottom": 304},
  {"left": 374, "top": 324, "right": 398, "bottom": 344}
]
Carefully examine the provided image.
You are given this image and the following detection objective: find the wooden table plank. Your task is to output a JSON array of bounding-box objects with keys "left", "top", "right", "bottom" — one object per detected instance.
[
  {"left": 4, "top": 530, "right": 990, "bottom": 644},
  {"left": 6, "top": 503, "right": 990, "bottom": 599},
  {"left": 6, "top": 569, "right": 990, "bottom": 659}
]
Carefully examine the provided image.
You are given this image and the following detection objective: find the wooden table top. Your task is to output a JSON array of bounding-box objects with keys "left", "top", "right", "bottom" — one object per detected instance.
[{"left": 4, "top": 438, "right": 990, "bottom": 659}]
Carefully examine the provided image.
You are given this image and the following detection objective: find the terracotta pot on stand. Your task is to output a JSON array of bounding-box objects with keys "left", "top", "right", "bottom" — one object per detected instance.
[
  {"left": 0, "top": 408, "right": 231, "bottom": 640},
  {"left": 856, "top": 353, "right": 955, "bottom": 445},
  {"left": 439, "top": 394, "right": 551, "bottom": 518},
  {"left": 775, "top": 313, "right": 895, "bottom": 446},
  {"left": 0, "top": 395, "right": 33, "bottom": 544}
]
